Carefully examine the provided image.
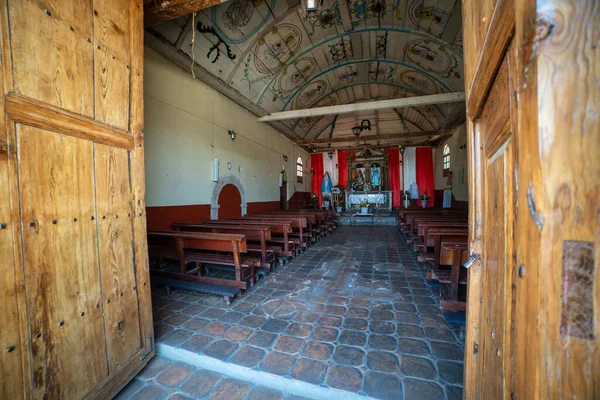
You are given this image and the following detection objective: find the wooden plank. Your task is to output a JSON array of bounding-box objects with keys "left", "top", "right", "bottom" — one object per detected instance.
[
  {"left": 258, "top": 92, "right": 466, "bottom": 122},
  {"left": 87, "top": 1, "right": 156, "bottom": 398},
  {"left": 95, "top": 144, "right": 142, "bottom": 372},
  {"left": 5, "top": 93, "right": 134, "bottom": 149},
  {"left": 466, "top": 0, "right": 515, "bottom": 119},
  {"left": 523, "top": 1, "right": 600, "bottom": 398},
  {"left": 0, "top": 125, "right": 25, "bottom": 399},
  {"left": 144, "top": 0, "right": 228, "bottom": 27},
  {"left": 0, "top": 3, "right": 28, "bottom": 396},
  {"left": 8, "top": 0, "right": 95, "bottom": 117},
  {"left": 17, "top": 126, "right": 108, "bottom": 399},
  {"left": 94, "top": 0, "right": 131, "bottom": 130},
  {"left": 127, "top": 0, "right": 156, "bottom": 391}
]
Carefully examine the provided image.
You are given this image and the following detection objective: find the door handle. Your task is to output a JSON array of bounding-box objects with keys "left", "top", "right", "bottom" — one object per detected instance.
[{"left": 463, "top": 253, "right": 481, "bottom": 269}]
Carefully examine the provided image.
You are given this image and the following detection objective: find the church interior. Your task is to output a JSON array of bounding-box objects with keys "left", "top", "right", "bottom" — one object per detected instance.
[{"left": 0, "top": 0, "right": 597, "bottom": 399}]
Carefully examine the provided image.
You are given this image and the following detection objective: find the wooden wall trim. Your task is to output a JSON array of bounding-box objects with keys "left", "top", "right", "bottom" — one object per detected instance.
[
  {"left": 466, "top": 0, "right": 515, "bottom": 119},
  {"left": 5, "top": 93, "right": 134, "bottom": 150}
]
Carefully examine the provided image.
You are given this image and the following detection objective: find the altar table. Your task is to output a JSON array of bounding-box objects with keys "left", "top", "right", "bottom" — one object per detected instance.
[{"left": 346, "top": 191, "right": 392, "bottom": 213}]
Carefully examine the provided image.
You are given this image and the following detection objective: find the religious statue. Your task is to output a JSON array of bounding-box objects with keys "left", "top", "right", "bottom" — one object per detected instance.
[
  {"left": 355, "top": 168, "right": 366, "bottom": 190},
  {"left": 370, "top": 166, "right": 380, "bottom": 186}
]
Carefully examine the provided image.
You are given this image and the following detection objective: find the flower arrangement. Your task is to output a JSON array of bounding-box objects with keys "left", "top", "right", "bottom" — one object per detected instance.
[
  {"left": 359, "top": 200, "right": 370, "bottom": 207},
  {"left": 309, "top": 194, "right": 318, "bottom": 207}
]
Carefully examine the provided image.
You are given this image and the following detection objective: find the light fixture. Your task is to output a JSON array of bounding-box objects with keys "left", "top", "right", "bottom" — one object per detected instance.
[
  {"left": 299, "top": 0, "right": 323, "bottom": 23},
  {"left": 282, "top": 154, "right": 288, "bottom": 162},
  {"left": 228, "top": 130, "right": 236, "bottom": 140},
  {"left": 399, "top": 146, "right": 406, "bottom": 155},
  {"left": 327, "top": 143, "right": 334, "bottom": 159},
  {"left": 352, "top": 119, "right": 372, "bottom": 136}
]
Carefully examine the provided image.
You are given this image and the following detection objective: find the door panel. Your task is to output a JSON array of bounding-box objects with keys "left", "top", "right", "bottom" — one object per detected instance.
[
  {"left": 1, "top": 0, "right": 152, "bottom": 398},
  {"left": 93, "top": 0, "right": 131, "bottom": 129},
  {"left": 482, "top": 137, "right": 512, "bottom": 399},
  {"left": 95, "top": 144, "right": 142, "bottom": 371},
  {"left": 18, "top": 126, "right": 108, "bottom": 399},
  {"left": 9, "top": 0, "right": 95, "bottom": 116}
]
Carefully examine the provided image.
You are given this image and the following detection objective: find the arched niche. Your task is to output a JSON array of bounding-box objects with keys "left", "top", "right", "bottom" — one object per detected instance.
[{"left": 210, "top": 174, "right": 247, "bottom": 220}]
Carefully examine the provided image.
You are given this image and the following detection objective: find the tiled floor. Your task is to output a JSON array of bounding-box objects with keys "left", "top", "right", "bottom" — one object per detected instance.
[
  {"left": 135, "top": 226, "right": 465, "bottom": 400},
  {"left": 115, "top": 356, "right": 307, "bottom": 400}
]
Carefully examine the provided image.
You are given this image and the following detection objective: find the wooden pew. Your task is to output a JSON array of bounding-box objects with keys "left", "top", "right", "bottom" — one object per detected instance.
[
  {"left": 434, "top": 242, "right": 469, "bottom": 311},
  {"left": 399, "top": 208, "right": 466, "bottom": 221},
  {"left": 423, "top": 227, "right": 469, "bottom": 271},
  {"left": 259, "top": 211, "right": 325, "bottom": 239},
  {"left": 414, "top": 221, "right": 469, "bottom": 252},
  {"left": 147, "top": 231, "right": 258, "bottom": 297},
  {"left": 254, "top": 212, "right": 319, "bottom": 242},
  {"left": 254, "top": 213, "right": 314, "bottom": 246},
  {"left": 416, "top": 226, "right": 468, "bottom": 311},
  {"left": 208, "top": 219, "right": 295, "bottom": 260},
  {"left": 236, "top": 215, "right": 308, "bottom": 251},
  {"left": 407, "top": 216, "right": 468, "bottom": 241},
  {"left": 399, "top": 210, "right": 467, "bottom": 233},
  {"left": 171, "top": 222, "right": 275, "bottom": 271}
]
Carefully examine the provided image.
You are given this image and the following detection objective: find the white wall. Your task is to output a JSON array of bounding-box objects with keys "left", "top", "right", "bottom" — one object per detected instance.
[
  {"left": 433, "top": 124, "right": 468, "bottom": 202},
  {"left": 144, "top": 47, "right": 309, "bottom": 207}
]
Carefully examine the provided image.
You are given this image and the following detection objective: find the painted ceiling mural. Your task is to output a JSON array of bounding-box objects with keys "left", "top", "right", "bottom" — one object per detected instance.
[{"left": 153, "top": 0, "right": 465, "bottom": 142}]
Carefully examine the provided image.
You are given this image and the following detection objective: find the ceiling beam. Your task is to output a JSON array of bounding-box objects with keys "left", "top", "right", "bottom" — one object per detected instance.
[
  {"left": 144, "top": 0, "right": 229, "bottom": 27},
  {"left": 296, "top": 130, "right": 452, "bottom": 145},
  {"left": 145, "top": 30, "right": 302, "bottom": 142},
  {"left": 258, "top": 92, "right": 466, "bottom": 122}
]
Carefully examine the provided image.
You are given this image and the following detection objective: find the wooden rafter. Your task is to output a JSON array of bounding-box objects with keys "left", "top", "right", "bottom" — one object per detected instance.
[
  {"left": 258, "top": 92, "right": 466, "bottom": 122},
  {"left": 144, "top": 0, "right": 229, "bottom": 27},
  {"left": 296, "top": 130, "right": 452, "bottom": 145}
]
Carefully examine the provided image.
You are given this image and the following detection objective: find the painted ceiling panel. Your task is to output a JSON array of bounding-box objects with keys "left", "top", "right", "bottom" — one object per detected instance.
[{"left": 153, "top": 0, "right": 464, "bottom": 144}]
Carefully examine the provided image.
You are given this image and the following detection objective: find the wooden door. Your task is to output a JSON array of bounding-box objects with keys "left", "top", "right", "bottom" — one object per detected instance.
[
  {"left": 462, "top": 0, "right": 599, "bottom": 398},
  {"left": 0, "top": 1, "right": 154, "bottom": 399}
]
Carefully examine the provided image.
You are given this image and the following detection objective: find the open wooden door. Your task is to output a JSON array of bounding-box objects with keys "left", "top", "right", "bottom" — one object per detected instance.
[
  {"left": 0, "top": 1, "right": 153, "bottom": 398},
  {"left": 462, "top": 0, "right": 599, "bottom": 398}
]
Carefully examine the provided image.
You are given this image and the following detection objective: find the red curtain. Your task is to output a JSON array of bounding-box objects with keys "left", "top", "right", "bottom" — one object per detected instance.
[
  {"left": 385, "top": 148, "right": 401, "bottom": 208},
  {"left": 337, "top": 150, "right": 354, "bottom": 190},
  {"left": 416, "top": 147, "right": 435, "bottom": 207},
  {"left": 310, "top": 153, "right": 324, "bottom": 205}
]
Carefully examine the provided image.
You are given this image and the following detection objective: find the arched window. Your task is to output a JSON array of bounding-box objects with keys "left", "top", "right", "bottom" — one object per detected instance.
[
  {"left": 296, "top": 157, "right": 303, "bottom": 183},
  {"left": 443, "top": 145, "right": 451, "bottom": 176}
]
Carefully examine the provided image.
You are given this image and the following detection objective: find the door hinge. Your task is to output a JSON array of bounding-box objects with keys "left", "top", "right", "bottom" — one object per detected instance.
[{"left": 140, "top": 335, "right": 153, "bottom": 361}]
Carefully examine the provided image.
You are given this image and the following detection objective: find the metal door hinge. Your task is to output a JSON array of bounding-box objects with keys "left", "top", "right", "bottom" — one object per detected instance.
[{"left": 464, "top": 254, "right": 481, "bottom": 269}]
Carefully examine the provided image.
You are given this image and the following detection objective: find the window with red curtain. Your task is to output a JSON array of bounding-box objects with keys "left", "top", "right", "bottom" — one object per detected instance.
[
  {"left": 337, "top": 150, "right": 354, "bottom": 190},
  {"left": 384, "top": 147, "right": 401, "bottom": 208},
  {"left": 310, "top": 153, "right": 324, "bottom": 205},
  {"left": 416, "top": 146, "right": 435, "bottom": 207}
]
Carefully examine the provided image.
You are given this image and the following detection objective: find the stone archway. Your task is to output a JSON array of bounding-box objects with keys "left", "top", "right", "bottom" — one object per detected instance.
[{"left": 210, "top": 174, "right": 247, "bottom": 220}]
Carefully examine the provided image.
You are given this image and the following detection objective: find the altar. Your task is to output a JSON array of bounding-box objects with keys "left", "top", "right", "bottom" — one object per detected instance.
[{"left": 346, "top": 191, "right": 393, "bottom": 213}]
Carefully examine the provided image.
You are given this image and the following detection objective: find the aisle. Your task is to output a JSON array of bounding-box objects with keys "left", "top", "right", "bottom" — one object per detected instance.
[{"left": 119, "top": 226, "right": 465, "bottom": 400}]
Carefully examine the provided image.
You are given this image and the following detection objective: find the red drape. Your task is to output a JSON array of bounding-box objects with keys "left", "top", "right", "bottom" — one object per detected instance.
[
  {"left": 337, "top": 150, "right": 354, "bottom": 190},
  {"left": 385, "top": 148, "right": 401, "bottom": 208},
  {"left": 310, "top": 153, "right": 324, "bottom": 205},
  {"left": 416, "top": 147, "right": 435, "bottom": 207}
]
